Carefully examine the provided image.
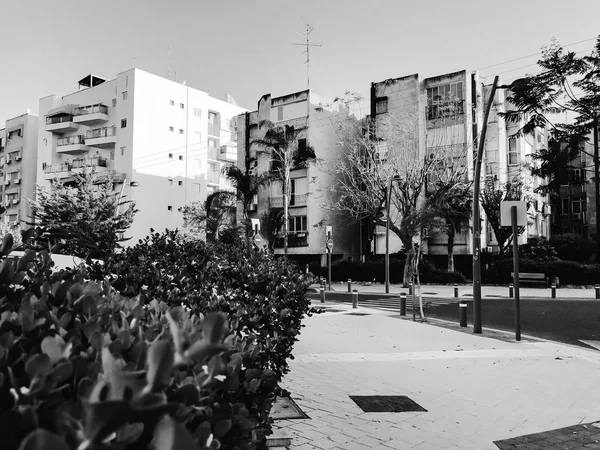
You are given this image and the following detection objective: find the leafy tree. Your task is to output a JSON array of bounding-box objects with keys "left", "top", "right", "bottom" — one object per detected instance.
[
  {"left": 260, "top": 208, "right": 284, "bottom": 251},
  {"left": 252, "top": 121, "right": 316, "bottom": 257},
  {"left": 182, "top": 190, "right": 236, "bottom": 242},
  {"left": 550, "top": 233, "right": 596, "bottom": 263},
  {"left": 27, "top": 171, "right": 137, "bottom": 261},
  {"left": 221, "top": 165, "right": 272, "bottom": 222},
  {"left": 502, "top": 36, "right": 600, "bottom": 249},
  {"left": 481, "top": 175, "right": 529, "bottom": 255}
]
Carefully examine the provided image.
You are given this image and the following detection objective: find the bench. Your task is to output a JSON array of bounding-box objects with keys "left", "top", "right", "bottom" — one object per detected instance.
[{"left": 510, "top": 272, "right": 548, "bottom": 287}]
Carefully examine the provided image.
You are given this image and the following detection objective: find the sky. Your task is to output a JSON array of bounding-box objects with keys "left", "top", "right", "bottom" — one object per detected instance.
[{"left": 1, "top": 0, "right": 600, "bottom": 123}]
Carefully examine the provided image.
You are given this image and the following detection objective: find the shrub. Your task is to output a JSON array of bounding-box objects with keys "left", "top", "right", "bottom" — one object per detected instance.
[
  {"left": 482, "top": 257, "right": 600, "bottom": 285},
  {"left": 0, "top": 229, "right": 315, "bottom": 450},
  {"left": 550, "top": 233, "right": 595, "bottom": 263},
  {"left": 519, "top": 236, "right": 558, "bottom": 261}
]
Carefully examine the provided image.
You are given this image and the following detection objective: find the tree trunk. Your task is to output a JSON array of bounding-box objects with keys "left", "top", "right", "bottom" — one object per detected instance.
[
  {"left": 283, "top": 166, "right": 290, "bottom": 258},
  {"left": 447, "top": 226, "right": 455, "bottom": 272},
  {"left": 414, "top": 241, "right": 425, "bottom": 320},
  {"left": 401, "top": 235, "right": 414, "bottom": 287}
]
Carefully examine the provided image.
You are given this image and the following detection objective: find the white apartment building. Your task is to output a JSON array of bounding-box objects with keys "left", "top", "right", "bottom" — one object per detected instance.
[
  {"left": 0, "top": 112, "right": 38, "bottom": 227},
  {"left": 37, "top": 69, "right": 247, "bottom": 244}
]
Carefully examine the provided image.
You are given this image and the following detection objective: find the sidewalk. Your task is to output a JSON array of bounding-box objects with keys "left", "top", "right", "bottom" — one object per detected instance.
[
  {"left": 275, "top": 299, "right": 600, "bottom": 449},
  {"left": 310, "top": 281, "right": 599, "bottom": 300}
]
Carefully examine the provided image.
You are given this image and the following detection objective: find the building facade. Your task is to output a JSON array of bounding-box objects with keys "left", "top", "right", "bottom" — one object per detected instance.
[
  {"left": 37, "top": 69, "right": 246, "bottom": 244},
  {"left": 0, "top": 112, "right": 39, "bottom": 227},
  {"left": 235, "top": 89, "right": 358, "bottom": 265},
  {"left": 369, "top": 70, "right": 550, "bottom": 260}
]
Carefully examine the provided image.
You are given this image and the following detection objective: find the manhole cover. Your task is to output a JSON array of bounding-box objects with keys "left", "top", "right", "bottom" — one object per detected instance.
[
  {"left": 345, "top": 312, "right": 370, "bottom": 316},
  {"left": 270, "top": 396, "right": 310, "bottom": 420},
  {"left": 349, "top": 395, "right": 427, "bottom": 412}
]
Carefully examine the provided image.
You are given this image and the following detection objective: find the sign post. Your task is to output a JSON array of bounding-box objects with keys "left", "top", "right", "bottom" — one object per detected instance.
[
  {"left": 325, "top": 227, "right": 333, "bottom": 291},
  {"left": 501, "top": 201, "right": 526, "bottom": 341},
  {"left": 251, "top": 218, "right": 261, "bottom": 250}
]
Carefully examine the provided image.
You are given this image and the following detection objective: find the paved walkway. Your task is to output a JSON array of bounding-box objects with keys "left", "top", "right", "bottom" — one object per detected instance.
[{"left": 275, "top": 299, "right": 600, "bottom": 449}]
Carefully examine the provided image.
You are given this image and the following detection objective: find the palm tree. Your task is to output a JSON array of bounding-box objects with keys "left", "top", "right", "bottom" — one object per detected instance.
[{"left": 252, "top": 120, "right": 315, "bottom": 257}]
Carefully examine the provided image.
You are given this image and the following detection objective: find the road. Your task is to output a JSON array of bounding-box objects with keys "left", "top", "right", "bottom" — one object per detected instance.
[{"left": 309, "top": 291, "right": 600, "bottom": 350}]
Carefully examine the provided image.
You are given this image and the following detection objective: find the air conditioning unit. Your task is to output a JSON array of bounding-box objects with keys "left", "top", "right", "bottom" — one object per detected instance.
[
  {"left": 14, "top": 178, "right": 21, "bottom": 185},
  {"left": 14, "top": 155, "right": 22, "bottom": 162},
  {"left": 4, "top": 200, "right": 10, "bottom": 207},
  {"left": 572, "top": 213, "right": 582, "bottom": 220},
  {"left": 12, "top": 199, "right": 18, "bottom": 205},
  {"left": 4, "top": 180, "right": 9, "bottom": 186},
  {"left": 5, "top": 158, "right": 11, "bottom": 165},
  {"left": 486, "top": 246, "right": 493, "bottom": 253}
]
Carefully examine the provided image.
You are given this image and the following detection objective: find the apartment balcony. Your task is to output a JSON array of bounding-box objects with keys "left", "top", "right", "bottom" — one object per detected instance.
[
  {"left": 56, "top": 135, "right": 89, "bottom": 155},
  {"left": 207, "top": 170, "right": 220, "bottom": 185},
  {"left": 219, "top": 145, "right": 237, "bottom": 162},
  {"left": 208, "top": 147, "right": 219, "bottom": 161},
  {"left": 44, "top": 162, "right": 72, "bottom": 178},
  {"left": 71, "top": 156, "right": 108, "bottom": 173},
  {"left": 86, "top": 126, "right": 117, "bottom": 148},
  {"left": 269, "top": 193, "right": 308, "bottom": 208},
  {"left": 46, "top": 115, "right": 79, "bottom": 133},
  {"left": 74, "top": 104, "right": 109, "bottom": 125},
  {"left": 273, "top": 232, "right": 309, "bottom": 248}
]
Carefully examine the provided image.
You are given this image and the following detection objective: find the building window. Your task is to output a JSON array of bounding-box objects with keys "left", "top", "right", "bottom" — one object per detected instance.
[
  {"left": 112, "top": 98, "right": 117, "bottom": 107},
  {"left": 208, "top": 162, "right": 217, "bottom": 172},
  {"left": 194, "top": 132, "right": 201, "bottom": 142},
  {"left": 170, "top": 100, "right": 175, "bottom": 106},
  {"left": 110, "top": 150, "right": 115, "bottom": 161},
  {"left": 168, "top": 206, "right": 172, "bottom": 211},
  {"left": 178, "top": 155, "right": 183, "bottom": 161},
  {"left": 169, "top": 126, "right": 174, "bottom": 132},
  {"left": 43, "top": 138, "right": 47, "bottom": 146},
  {"left": 120, "top": 146, "right": 125, "bottom": 156},
  {"left": 179, "top": 129, "right": 184, "bottom": 134},
  {"left": 426, "top": 82, "right": 464, "bottom": 120},
  {"left": 169, "top": 153, "right": 173, "bottom": 159},
  {"left": 561, "top": 198, "right": 569, "bottom": 215},
  {"left": 224, "top": 118, "right": 231, "bottom": 131},
  {"left": 180, "top": 103, "right": 184, "bottom": 109},
  {"left": 277, "top": 106, "right": 284, "bottom": 121},
  {"left": 508, "top": 138, "right": 518, "bottom": 165},
  {"left": 122, "top": 91, "right": 127, "bottom": 100},
  {"left": 375, "top": 97, "right": 388, "bottom": 114},
  {"left": 178, "top": 180, "right": 183, "bottom": 186},
  {"left": 208, "top": 111, "right": 219, "bottom": 136},
  {"left": 194, "top": 108, "right": 201, "bottom": 117},
  {"left": 121, "top": 118, "right": 127, "bottom": 128},
  {"left": 288, "top": 215, "right": 307, "bottom": 233},
  {"left": 169, "top": 178, "right": 173, "bottom": 185}
]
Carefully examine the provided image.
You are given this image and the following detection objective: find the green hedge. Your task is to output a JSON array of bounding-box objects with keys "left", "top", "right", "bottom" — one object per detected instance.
[
  {"left": 309, "top": 258, "right": 467, "bottom": 284},
  {"left": 0, "top": 229, "right": 316, "bottom": 450},
  {"left": 483, "top": 258, "right": 600, "bottom": 285}
]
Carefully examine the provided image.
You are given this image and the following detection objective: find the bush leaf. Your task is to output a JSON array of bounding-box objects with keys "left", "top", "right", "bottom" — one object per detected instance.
[{"left": 18, "top": 429, "right": 69, "bottom": 450}]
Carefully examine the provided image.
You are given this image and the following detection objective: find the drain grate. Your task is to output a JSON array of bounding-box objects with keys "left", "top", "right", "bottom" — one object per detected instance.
[
  {"left": 345, "top": 312, "right": 371, "bottom": 316},
  {"left": 349, "top": 395, "right": 427, "bottom": 412},
  {"left": 270, "top": 396, "right": 310, "bottom": 420}
]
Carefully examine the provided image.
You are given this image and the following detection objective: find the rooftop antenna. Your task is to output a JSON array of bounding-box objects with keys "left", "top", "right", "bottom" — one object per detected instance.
[{"left": 291, "top": 20, "right": 322, "bottom": 92}]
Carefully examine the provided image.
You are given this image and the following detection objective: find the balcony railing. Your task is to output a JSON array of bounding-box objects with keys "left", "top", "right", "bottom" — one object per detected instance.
[
  {"left": 269, "top": 193, "right": 308, "bottom": 208},
  {"left": 57, "top": 135, "right": 85, "bottom": 146},
  {"left": 76, "top": 104, "right": 108, "bottom": 116},
  {"left": 72, "top": 156, "right": 107, "bottom": 169},
  {"left": 44, "top": 162, "right": 72, "bottom": 174},
  {"left": 274, "top": 232, "right": 309, "bottom": 248},
  {"left": 46, "top": 115, "right": 73, "bottom": 125},
  {"left": 86, "top": 126, "right": 116, "bottom": 139}
]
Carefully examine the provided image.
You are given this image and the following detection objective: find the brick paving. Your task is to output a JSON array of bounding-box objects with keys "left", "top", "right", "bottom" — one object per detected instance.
[
  {"left": 273, "top": 301, "right": 600, "bottom": 449},
  {"left": 494, "top": 422, "right": 600, "bottom": 449}
]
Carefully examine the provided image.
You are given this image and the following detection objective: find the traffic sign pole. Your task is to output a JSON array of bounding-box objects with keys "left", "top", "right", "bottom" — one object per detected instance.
[{"left": 327, "top": 249, "right": 332, "bottom": 291}]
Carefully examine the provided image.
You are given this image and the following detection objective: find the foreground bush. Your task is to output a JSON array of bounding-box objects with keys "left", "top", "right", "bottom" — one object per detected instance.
[
  {"left": 0, "top": 230, "right": 315, "bottom": 450},
  {"left": 482, "top": 258, "right": 600, "bottom": 285},
  {"left": 549, "top": 233, "right": 596, "bottom": 263}
]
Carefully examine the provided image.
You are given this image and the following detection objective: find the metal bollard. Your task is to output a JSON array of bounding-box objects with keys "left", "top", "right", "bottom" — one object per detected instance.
[
  {"left": 400, "top": 293, "right": 406, "bottom": 316},
  {"left": 509, "top": 283, "right": 514, "bottom": 298},
  {"left": 595, "top": 285, "right": 600, "bottom": 299},
  {"left": 459, "top": 301, "right": 467, "bottom": 327},
  {"left": 348, "top": 278, "right": 352, "bottom": 293},
  {"left": 551, "top": 283, "right": 556, "bottom": 299},
  {"left": 409, "top": 282, "right": 413, "bottom": 295},
  {"left": 454, "top": 284, "right": 459, "bottom": 298},
  {"left": 320, "top": 286, "right": 325, "bottom": 303},
  {"left": 352, "top": 289, "right": 358, "bottom": 309}
]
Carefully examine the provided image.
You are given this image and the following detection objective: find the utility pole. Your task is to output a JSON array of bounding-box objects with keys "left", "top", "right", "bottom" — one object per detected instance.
[
  {"left": 291, "top": 22, "right": 322, "bottom": 92},
  {"left": 594, "top": 117, "right": 600, "bottom": 259},
  {"left": 472, "top": 75, "right": 499, "bottom": 334}
]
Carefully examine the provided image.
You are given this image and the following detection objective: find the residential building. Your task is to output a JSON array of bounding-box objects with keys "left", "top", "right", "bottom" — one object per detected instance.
[
  {"left": 234, "top": 89, "right": 358, "bottom": 266},
  {"left": 37, "top": 69, "right": 247, "bottom": 244},
  {"left": 369, "top": 70, "right": 550, "bottom": 263},
  {"left": 0, "top": 111, "right": 38, "bottom": 227}
]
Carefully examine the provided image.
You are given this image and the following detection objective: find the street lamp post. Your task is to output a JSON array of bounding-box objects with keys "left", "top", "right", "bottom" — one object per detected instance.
[{"left": 385, "top": 175, "right": 402, "bottom": 293}]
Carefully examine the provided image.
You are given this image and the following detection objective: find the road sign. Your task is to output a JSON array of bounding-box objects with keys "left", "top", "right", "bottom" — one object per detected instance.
[
  {"left": 253, "top": 233, "right": 262, "bottom": 246},
  {"left": 326, "top": 239, "right": 333, "bottom": 251},
  {"left": 500, "top": 201, "right": 527, "bottom": 227}
]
